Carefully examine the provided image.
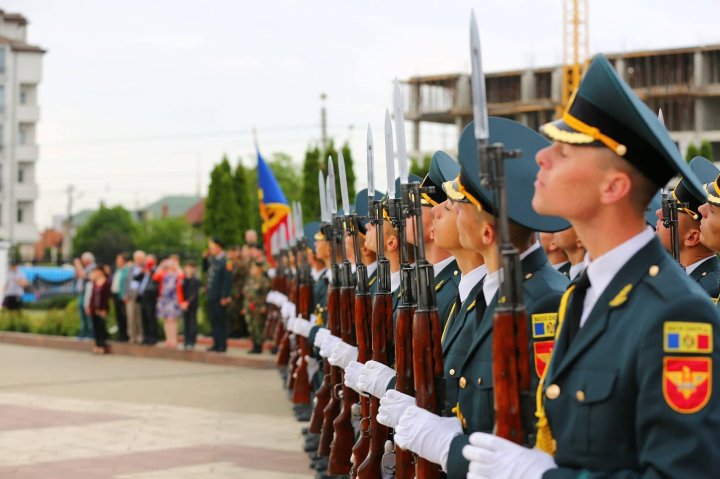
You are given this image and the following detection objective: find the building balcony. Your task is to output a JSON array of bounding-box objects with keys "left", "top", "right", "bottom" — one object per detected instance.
[
  {"left": 16, "top": 144, "right": 38, "bottom": 161},
  {"left": 17, "top": 104, "right": 39, "bottom": 122},
  {"left": 15, "top": 183, "right": 38, "bottom": 201}
]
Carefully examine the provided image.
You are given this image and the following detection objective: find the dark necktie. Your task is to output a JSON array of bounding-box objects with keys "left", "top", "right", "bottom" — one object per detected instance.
[
  {"left": 474, "top": 289, "right": 488, "bottom": 328},
  {"left": 565, "top": 271, "right": 591, "bottom": 344}
]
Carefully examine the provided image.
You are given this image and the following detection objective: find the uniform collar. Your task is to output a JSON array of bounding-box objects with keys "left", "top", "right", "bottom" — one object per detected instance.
[
  {"left": 459, "top": 264, "right": 487, "bottom": 303},
  {"left": 581, "top": 226, "right": 655, "bottom": 326},
  {"left": 685, "top": 254, "right": 717, "bottom": 276},
  {"left": 483, "top": 242, "right": 544, "bottom": 304},
  {"left": 366, "top": 261, "right": 378, "bottom": 278},
  {"left": 569, "top": 261, "right": 586, "bottom": 281},
  {"left": 552, "top": 260, "right": 569, "bottom": 271},
  {"left": 311, "top": 267, "right": 327, "bottom": 282},
  {"left": 433, "top": 256, "right": 455, "bottom": 278}
]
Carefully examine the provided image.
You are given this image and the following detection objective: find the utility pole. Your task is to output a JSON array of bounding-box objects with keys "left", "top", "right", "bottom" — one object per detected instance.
[{"left": 320, "top": 93, "right": 328, "bottom": 150}]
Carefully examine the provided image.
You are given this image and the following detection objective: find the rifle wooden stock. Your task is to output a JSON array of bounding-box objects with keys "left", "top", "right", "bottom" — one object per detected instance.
[
  {"left": 492, "top": 309, "right": 525, "bottom": 444},
  {"left": 291, "top": 283, "right": 313, "bottom": 404},
  {"left": 275, "top": 315, "right": 291, "bottom": 368},
  {"left": 284, "top": 276, "right": 299, "bottom": 391},
  {"left": 412, "top": 309, "right": 444, "bottom": 479},
  {"left": 357, "top": 292, "right": 393, "bottom": 479},
  {"left": 393, "top": 304, "right": 416, "bottom": 479},
  {"left": 317, "top": 284, "right": 341, "bottom": 459},
  {"left": 351, "top": 292, "right": 373, "bottom": 477},
  {"left": 328, "top": 287, "right": 358, "bottom": 474}
]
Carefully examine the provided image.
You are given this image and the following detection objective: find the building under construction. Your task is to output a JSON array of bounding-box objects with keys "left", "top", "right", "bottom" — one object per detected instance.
[{"left": 403, "top": 44, "right": 720, "bottom": 160}]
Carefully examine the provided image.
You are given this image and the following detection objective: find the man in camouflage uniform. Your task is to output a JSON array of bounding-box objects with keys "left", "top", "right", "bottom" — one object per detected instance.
[
  {"left": 243, "top": 257, "right": 271, "bottom": 354},
  {"left": 227, "top": 245, "right": 249, "bottom": 338}
]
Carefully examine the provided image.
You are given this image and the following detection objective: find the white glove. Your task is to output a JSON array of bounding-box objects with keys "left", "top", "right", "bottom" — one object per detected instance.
[
  {"left": 344, "top": 361, "right": 364, "bottom": 393},
  {"left": 394, "top": 405, "right": 462, "bottom": 472},
  {"left": 313, "top": 328, "right": 330, "bottom": 348},
  {"left": 281, "top": 302, "right": 296, "bottom": 321},
  {"left": 328, "top": 341, "right": 358, "bottom": 369},
  {"left": 294, "top": 317, "right": 313, "bottom": 338},
  {"left": 377, "top": 390, "right": 416, "bottom": 428},
  {"left": 266, "top": 291, "right": 276, "bottom": 304},
  {"left": 357, "top": 360, "right": 396, "bottom": 398},
  {"left": 276, "top": 293, "right": 289, "bottom": 307},
  {"left": 287, "top": 316, "right": 298, "bottom": 333},
  {"left": 319, "top": 334, "right": 342, "bottom": 358},
  {"left": 463, "top": 432, "right": 556, "bottom": 479},
  {"left": 305, "top": 355, "right": 319, "bottom": 382}
]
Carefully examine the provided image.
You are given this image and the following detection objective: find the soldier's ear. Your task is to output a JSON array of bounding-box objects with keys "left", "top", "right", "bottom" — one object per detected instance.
[{"left": 685, "top": 226, "right": 702, "bottom": 248}]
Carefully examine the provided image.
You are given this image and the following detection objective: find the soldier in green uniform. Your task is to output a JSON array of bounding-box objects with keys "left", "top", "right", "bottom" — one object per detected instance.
[
  {"left": 243, "top": 257, "right": 271, "bottom": 353},
  {"left": 203, "top": 236, "right": 233, "bottom": 353},
  {"left": 227, "top": 245, "right": 249, "bottom": 338},
  {"left": 540, "top": 232, "right": 570, "bottom": 278},
  {"left": 384, "top": 118, "right": 569, "bottom": 476},
  {"left": 654, "top": 156, "right": 720, "bottom": 297},
  {"left": 460, "top": 55, "right": 720, "bottom": 479}
]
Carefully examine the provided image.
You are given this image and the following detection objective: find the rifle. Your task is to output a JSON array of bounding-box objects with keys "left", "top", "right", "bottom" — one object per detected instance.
[
  {"left": 316, "top": 159, "right": 343, "bottom": 468},
  {"left": 357, "top": 112, "right": 395, "bottom": 479},
  {"left": 390, "top": 80, "right": 418, "bottom": 479},
  {"left": 291, "top": 204, "right": 313, "bottom": 406},
  {"left": 328, "top": 153, "right": 360, "bottom": 475},
  {"left": 275, "top": 229, "right": 292, "bottom": 370},
  {"left": 307, "top": 172, "right": 333, "bottom": 440},
  {"left": 661, "top": 187, "right": 683, "bottom": 266},
  {"left": 470, "top": 13, "right": 530, "bottom": 445},
  {"left": 409, "top": 180, "right": 444, "bottom": 479},
  {"left": 283, "top": 234, "right": 300, "bottom": 393},
  {"left": 350, "top": 129, "right": 377, "bottom": 478}
]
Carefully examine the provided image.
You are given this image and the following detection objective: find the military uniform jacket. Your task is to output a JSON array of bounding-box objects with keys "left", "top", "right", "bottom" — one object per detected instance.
[
  {"left": 307, "top": 269, "right": 329, "bottom": 348},
  {"left": 206, "top": 253, "right": 232, "bottom": 301},
  {"left": 689, "top": 255, "right": 720, "bottom": 299},
  {"left": 441, "top": 280, "right": 485, "bottom": 416},
  {"left": 368, "top": 268, "right": 378, "bottom": 295},
  {"left": 447, "top": 248, "right": 568, "bottom": 479},
  {"left": 542, "top": 238, "right": 720, "bottom": 478},
  {"left": 557, "top": 262, "right": 571, "bottom": 279},
  {"left": 435, "top": 259, "right": 461, "bottom": 333}
]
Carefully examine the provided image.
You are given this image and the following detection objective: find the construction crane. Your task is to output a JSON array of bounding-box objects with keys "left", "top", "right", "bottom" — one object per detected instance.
[{"left": 558, "top": 0, "right": 590, "bottom": 116}]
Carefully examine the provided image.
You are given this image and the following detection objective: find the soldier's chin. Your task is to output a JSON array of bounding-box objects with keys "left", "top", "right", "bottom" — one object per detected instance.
[{"left": 531, "top": 194, "right": 554, "bottom": 216}]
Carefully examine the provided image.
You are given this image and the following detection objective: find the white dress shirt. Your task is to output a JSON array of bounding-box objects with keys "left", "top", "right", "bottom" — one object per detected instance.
[
  {"left": 581, "top": 227, "right": 655, "bottom": 327},
  {"left": 569, "top": 262, "right": 586, "bottom": 281},
  {"left": 552, "top": 261, "right": 569, "bottom": 271},
  {"left": 458, "top": 264, "right": 488, "bottom": 303},
  {"left": 366, "top": 261, "right": 378, "bottom": 280},
  {"left": 390, "top": 271, "right": 401, "bottom": 293}
]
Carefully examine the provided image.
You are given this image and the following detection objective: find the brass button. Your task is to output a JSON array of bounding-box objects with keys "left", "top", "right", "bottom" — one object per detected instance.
[
  {"left": 546, "top": 384, "right": 561, "bottom": 400},
  {"left": 525, "top": 273, "right": 533, "bottom": 280},
  {"left": 649, "top": 265, "right": 660, "bottom": 277},
  {"left": 449, "top": 368, "right": 456, "bottom": 376},
  {"left": 576, "top": 390, "right": 586, "bottom": 402},
  {"left": 477, "top": 377, "right": 483, "bottom": 385},
  {"left": 702, "top": 272, "right": 708, "bottom": 277},
  {"left": 459, "top": 377, "right": 467, "bottom": 389},
  {"left": 454, "top": 270, "right": 459, "bottom": 276}
]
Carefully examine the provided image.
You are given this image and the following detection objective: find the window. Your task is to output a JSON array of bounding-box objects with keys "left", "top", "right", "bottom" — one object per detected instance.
[
  {"left": 18, "top": 125, "right": 25, "bottom": 144},
  {"left": 0, "top": 48, "right": 5, "bottom": 74},
  {"left": 17, "top": 207, "right": 23, "bottom": 224},
  {"left": 19, "top": 90, "right": 26, "bottom": 105},
  {"left": 17, "top": 166, "right": 23, "bottom": 183}
]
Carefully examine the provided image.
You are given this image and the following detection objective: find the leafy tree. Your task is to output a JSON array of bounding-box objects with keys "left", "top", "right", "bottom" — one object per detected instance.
[
  {"left": 73, "top": 205, "right": 138, "bottom": 265},
  {"left": 341, "top": 142, "right": 357, "bottom": 203},
  {"left": 134, "top": 217, "right": 203, "bottom": 259},
  {"left": 686, "top": 142, "right": 700, "bottom": 163},
  {"left": 300, "top": 146, "right": 322, "bottom": 222},
  {"left": 700, "top": 140, "right": 714, "bottom": 162},
  {"left": 204, "top": 162, "right": 242, "bottom": 246},
  {"left": 233, "top": 159, "right": 253, "bottom": 234},
  {"left": 410, "top": 155, "right": 432, "bottom": 178}
]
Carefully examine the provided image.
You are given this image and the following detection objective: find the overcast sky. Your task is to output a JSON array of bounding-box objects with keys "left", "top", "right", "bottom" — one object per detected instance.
[{"left": 4, "top": 0, "right": 720, "bottom": 228}]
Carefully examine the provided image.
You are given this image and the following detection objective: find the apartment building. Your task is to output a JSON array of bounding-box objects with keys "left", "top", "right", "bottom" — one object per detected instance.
[
  {"left": 404, "top": 44, "right": 720, "bottom": 162},
  {"left": 0, "top": 10, "right": 43, "bottom": 258}
]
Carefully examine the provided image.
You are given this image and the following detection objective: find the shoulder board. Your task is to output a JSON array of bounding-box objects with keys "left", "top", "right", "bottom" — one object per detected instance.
[
  {"left": 466, "top": 299, "right": 477, "bottom": 312},
  {"left": 435, "top": 279, "right": 446, "bottom": 291}
]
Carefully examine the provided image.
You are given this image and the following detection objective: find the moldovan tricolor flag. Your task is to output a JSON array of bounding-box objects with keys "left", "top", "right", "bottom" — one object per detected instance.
[{"left": 257, "top": 147, "right": 290, "bottom": 265}]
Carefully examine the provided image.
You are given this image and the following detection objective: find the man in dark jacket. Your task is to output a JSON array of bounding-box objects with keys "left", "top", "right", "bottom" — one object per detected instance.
[{"left": 203, "top": 237, "right": 233, "bottom": 352}]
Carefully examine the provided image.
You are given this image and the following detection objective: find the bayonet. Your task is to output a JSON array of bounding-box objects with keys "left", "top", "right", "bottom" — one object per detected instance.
[
  {"left": 385, "top": 109, "right": 396, "bottom": 199},
  {"left": 328, "top": 156, "right": 338, "bottom": 215},
  {"left": 470, "top": 10, "right": 489, "bottom": 143},
  {"left": 367, "top": 124, "right": 375, "bottom": 199},
  {"left": 319, "top": 171, "right": 329, "bottom": 223},
  {"left": 339, "top": 150, "right": 351, "bottom": 215},
  {"left": 394, "top": 79, "right": 409, "bottom": 184}
]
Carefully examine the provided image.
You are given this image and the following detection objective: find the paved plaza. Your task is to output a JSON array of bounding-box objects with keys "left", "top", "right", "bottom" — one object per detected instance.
[{"left": 0, "top": 343, "right": 312, "bottom": 478}]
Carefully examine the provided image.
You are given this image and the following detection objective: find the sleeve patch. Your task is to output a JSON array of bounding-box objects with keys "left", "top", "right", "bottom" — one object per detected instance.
[
  {"left": 663, "top": 356, "right": 711, "bottom": 414},
  {"left": 664, "top": 322, "right": 712, "bottom": 353},
  {"left": 532, "top": 313, "right": 557, "bottom": 338}
]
